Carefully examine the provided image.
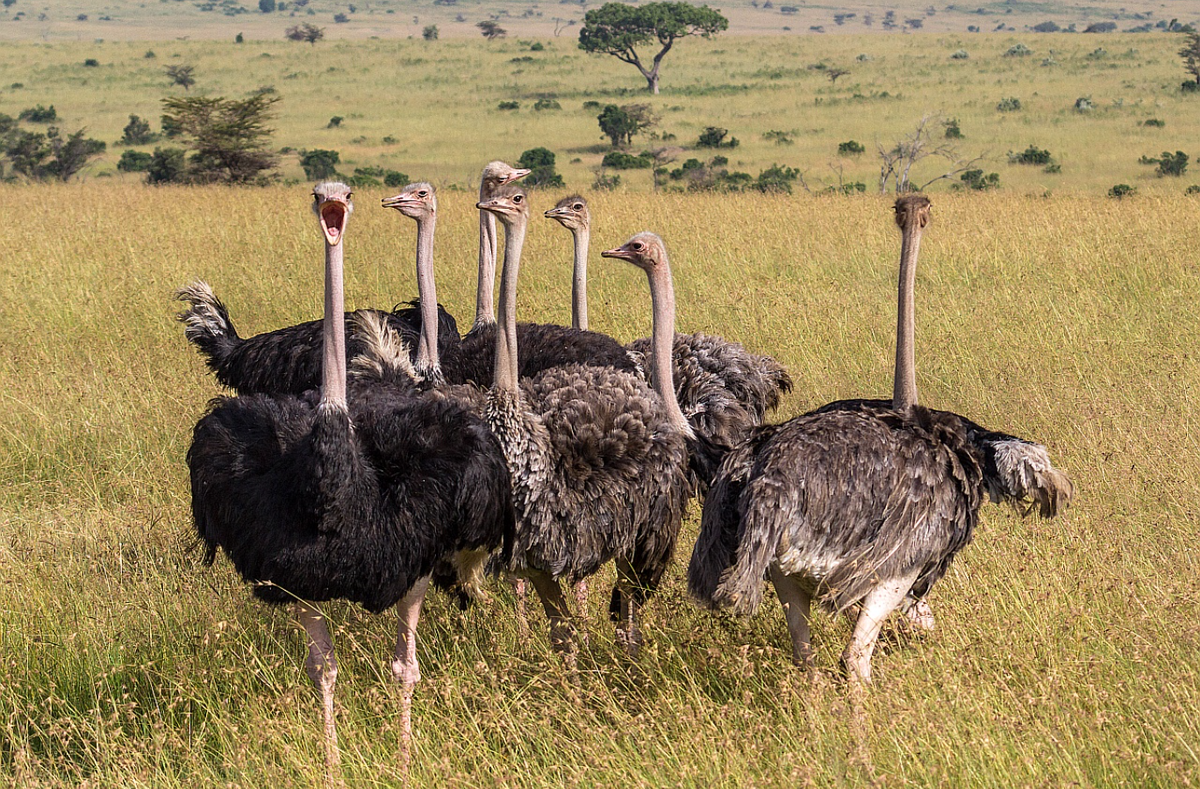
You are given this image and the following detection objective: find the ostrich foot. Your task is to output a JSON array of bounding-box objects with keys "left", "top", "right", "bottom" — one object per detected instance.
[
  {"left": 615, "top": 621, "right": 643, "bottom": 659},
  {"left": 297, "top": 605, "right": 342, "bottom": 787},
  {"left": 901, "top": 597, "right": 936, "bottom": 634},
  {"left": 513, "top": 576, "right": 530, "bottom": 640},
  {"left": 398, "top": 681, "right": 415, "bottom": 775}
]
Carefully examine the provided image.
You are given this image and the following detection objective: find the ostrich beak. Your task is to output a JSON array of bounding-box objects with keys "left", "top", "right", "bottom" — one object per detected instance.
[
  {"left": 381, "top": 193, "right": 415, "bottom": 210},
  {"left": 503, "top": 167, "right": 531, "bottom": 184},
  {"left": 543, "top": 206, "right": 565, "bottom": 219},
  {"left": 319, "top": 198, "right": 349, "bottom": 246},
  {"left": 600, "top": 246, "right": 632, "bottom": 261}
]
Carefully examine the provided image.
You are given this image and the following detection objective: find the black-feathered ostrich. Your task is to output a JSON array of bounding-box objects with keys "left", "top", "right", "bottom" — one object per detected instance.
[
  {"left": 479, "top": 186, "right": 692, "bottom": 655},
  {"left": 687, "top": 194, "right": 1072, "bottom": 684},
  {"left": 187, "top": 182, "right": 513, "bottom": 777},
  {"left": 172, "top": 162, "right": 535, "bottom": 396}
]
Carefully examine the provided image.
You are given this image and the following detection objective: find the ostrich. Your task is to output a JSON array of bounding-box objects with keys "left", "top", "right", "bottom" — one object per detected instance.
[
  {"left": 479, "top": 187, "right": 691, "bottom": 656},
  {"left": 542, "top": 194, "right": 793, "bottom": 472},
  {"left": 473, "top": 160, "right": 531, "bottom": 331},
  {"left": 187, "top": 182, "right": 513, "bottom": 776},
  {"left": 687, "top": 194, "right": 1072, "bottom": 684}
]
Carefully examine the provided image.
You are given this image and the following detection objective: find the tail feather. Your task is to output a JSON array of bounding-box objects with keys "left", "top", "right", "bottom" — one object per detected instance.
[
  {"left": 175, "top": 281, "right": 240, "bottom": 371},
  {"left": 348, "top": 311, "right": 416, "bottom": 385},
  {"left": 982, "top": 437, "right": 1073, "bottom": 518}
]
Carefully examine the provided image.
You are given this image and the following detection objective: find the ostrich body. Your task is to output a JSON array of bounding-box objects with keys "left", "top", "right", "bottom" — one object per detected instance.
[
  {"left": 543, "top": 194, "right": 792, "bottom": 479},
  {"left": 480, "top": 189, "right": 691, "bottom": 654},
  {"left": 687, "top": 194, "right": 1072, "bottom": 684},
  {"left": 187, "top": 182, "right": 513, "bottom": 775}
]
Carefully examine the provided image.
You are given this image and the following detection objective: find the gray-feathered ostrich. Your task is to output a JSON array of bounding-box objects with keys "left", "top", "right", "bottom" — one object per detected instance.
[
  {"left": 688, "top": 194, "right": 1072, "bottom": 684},
  {"left": 479, "top": 187, "right": 692, "bottom": 656},
  {"left": 187, "top": 182, "right": 513, "bottom": 777}
]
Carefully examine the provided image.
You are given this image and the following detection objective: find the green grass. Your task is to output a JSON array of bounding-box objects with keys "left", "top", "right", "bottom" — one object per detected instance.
[
  {"left": 1, "top": 183, "right": 1198, "bottom": 785},
  {"left": 0, "top": 30, "right": 1198, "bottom": 194}
]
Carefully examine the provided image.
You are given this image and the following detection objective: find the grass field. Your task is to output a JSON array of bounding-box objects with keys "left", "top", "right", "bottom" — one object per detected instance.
[
  {"left": 0, "top": 28, "right": 1198, "bottom": 193},
  {"left": 1, "top": 181, "right": 1198, "bottom": 786}
]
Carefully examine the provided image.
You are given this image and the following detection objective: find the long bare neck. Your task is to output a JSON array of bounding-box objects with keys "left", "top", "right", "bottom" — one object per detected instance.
[
  {"left": 322, "top": 239, "right": 347, "bottom": 407},
  {"left": 892, "top": 218, "right": 923, "bottom": 412},
  {"left": 475, "top": 202, "right": 498, "bottom": 330},
  {"left": 647, "top": 266, "right": 692, "bottom": 437},
  {"left": 414, "top": 211, "right": 441, "bottom": 379},
  {"left": 571, "top": 226, "right": 589, "bottom": 331},
  {"left": 493, "top": 215, "right": 526, "bottom": 393}
]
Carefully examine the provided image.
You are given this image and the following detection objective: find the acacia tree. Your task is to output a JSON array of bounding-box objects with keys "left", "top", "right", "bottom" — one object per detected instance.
[
  {"left": 876, "top": 115, "right": 985, "bottom": 193},
  {"left": 1181, "top": 30, "right": 1200, "bottom": 87},
  {"left": 165, "top": 65, "right": 196, "bottom": 91},
  {"left": 477, "top": 20, "right": 506, "bottom": 39},
  {"left": 286, "top": 23, "right": 325, "bottom": 44},
  {"left": 159, "top": 94, "right": 280, "bottom": 184},
  {"left": 578, "top": 2, "right": 728, "bottom": 94}
]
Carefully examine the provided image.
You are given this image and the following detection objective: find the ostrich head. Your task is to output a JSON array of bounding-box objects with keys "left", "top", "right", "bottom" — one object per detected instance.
[
  {"left": 381, "top": 182, "right": 436, "bottom": 221},
  {"left": 600, "top": 231, "right": 667, "bottom": 274},
  {"left": 893, "top": 193, "right": 931, "bottom": 231},
  {"left": 480, "top": 161, "right": 531, "bottom": 196},
  {"left": 544, "top": 195, "right": 589, "bottom": 232},
  {"left": 312, "top": 181, "right": 353, "bottom": 246},
  {"left": 476, "top": 183, "right": 529, "bottom": 226}
]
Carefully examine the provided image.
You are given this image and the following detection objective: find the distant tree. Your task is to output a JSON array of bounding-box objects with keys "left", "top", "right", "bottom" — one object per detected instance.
[
  {"left": 578, "top": 2, "right": 728, "bottom": 94},
  {"left": 333, "top": 12, "right": 348, "bottom": 23},
  {"left": 258, "top": 0, "right": 275, "bottom": 11},
  {"left": 477, "top": 20, "right": 506, "bottom": 39},
  {"left": 3, "top": 126, "right": 105, "bottom": 181},
  {"left": 117, "top": 149, "right": 153, "bottom": 172},
  {"left": 1082, "top": 21, "right": 1116, "bottom": 33},
  {"left": 147, "top": 147, "right": 187, "bottom": 184},
  {"left": 697, "top": 126, "right": 738, "bottom": 148},
  {"left": 2, "top": 0, "right": 15, "bottom": 8},
  {"left": 1031, "top": 20, "right": 1059, "bottom": 32},
  {"left": 518, "top": 146, "right": 564, "bottom": 188},
  {"left": 827, "top": 67, "right": 849, "bottom": 83},
  {"left": 120, "top": 114, "right": 156, "bottom": 145},
  {"left": 18, "top": 104, "right": 56, "bottom": 122},
  {"left": 876, "top": 114, "right": 985, "bottom": 193},
  {"left": 165, "top": 65, "right": 196, "bottom": 91},
  {"left": 597, "top": 103, "right": 655, "bottom": 147},
  {"left": 299, "top": 148, "right": 340, "bottom": 180},
  {"left": 422, "top": 24, "right": 438, "bottom": 40},
  {"left": 286, "top": 22, "right": 325, "bottom": 44},
  {"left": 160, "top": 93, "right": 281, "bottom": 183},
  {"left": 1181, "top": 30, "right": 1200, "bottom": 87},
  {"left": 235, "top": 32, "right": 244, "bottom": 43}
]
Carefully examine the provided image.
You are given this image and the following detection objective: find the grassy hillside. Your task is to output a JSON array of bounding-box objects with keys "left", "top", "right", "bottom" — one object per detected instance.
[
  {"left": 1, "top": 31, "right": 1198, "bottom": 194},
  {"left": 1, "top": 183, "right": 1198, "bottom": 786}
]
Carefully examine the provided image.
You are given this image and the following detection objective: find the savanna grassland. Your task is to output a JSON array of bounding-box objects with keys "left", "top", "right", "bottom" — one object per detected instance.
[{"left": 2, "top": 3, "right": 1200, "bottom": 786}]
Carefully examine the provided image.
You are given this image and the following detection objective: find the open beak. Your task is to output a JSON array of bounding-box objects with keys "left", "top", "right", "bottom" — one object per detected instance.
[
  {"left": 319, "top": 199, "right": 349, "bottom": 246},
  {"left": 503, "top": 168, "right": 532, "bottom": 184}
]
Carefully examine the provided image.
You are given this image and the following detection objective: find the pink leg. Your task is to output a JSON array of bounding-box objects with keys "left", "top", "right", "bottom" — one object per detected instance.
[
  {"left": 769, "top": 565, "right": 814, "bottom": 668},
  {"left": 842, "top": 569, "right": 921, "bottom": 686},
  {"left": 524, "top": 569, "right": 577, "bottom": 666},
  {"left": 902, "top": 596, "right": 936, "bottom": 633},
  {"left": 573, "top": 579, "right": 589, "bottom": 620},
  {"left": 296, "top": 603, "right": 341, "bottom": 788},
  {"left": 512, "top": 576, "right": 530, "bottom": 640},
  {"left": 392, "top": 575, "right": 431, "bottom": 773}
]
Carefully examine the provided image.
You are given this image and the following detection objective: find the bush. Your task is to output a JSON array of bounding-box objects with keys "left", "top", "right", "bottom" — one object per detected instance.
[
  {"left": 18, "top": 104, "right": 56, "bottom": 123},
  {"left": 825, "top": 181, "right": 867, "bottom": 194},
  {"left": 147, "top": 147, "right": 187, "bottom": 184},
  {"left": 697, "top": 126, "right": 739, "bottom": 148},
  {"left": 597, "top": 104, "right": 656, "bottom": 148},
  {"left": 996, "top": 96, "right": 1022, "bottom": 112},
  {"left": 837, "top": 139, "right": 865, "bottom": 155},
  {"left": 299, "top": 148, "right": 340, "bottom": 180},
  {"left": 518, "top": 147, "right": 564, "bottom": 188},
  {"left": 763, "top": 129, "right": 793, "bottom": 145},
  {"left": 944, "top": 118, "right": 963, "bottom": 139},
  {"left": 1009, "top": 145, "right": 1053, "bottom": 165},
  {"left": 1004, "top": 43, "right": 1032, "bottom": 57},
  {"left": 958, "top": 169, "right": 1000, "bottom": 190},
  {"left": 117, "top": 150, "right": 153, "bottom": 172},
  {"left": 755, "top": 163, "right": 800, "bottom": 193},
  {"left": 333, "top": 13, "right": 348, "bottom": 23},
  {"left": 422, "top": 25, "right": 437, "bottom": 40},
  {"left": 1186, "top": 184, "right": 1200, "bottom": 195},
  {"left": 327, "top": 116, "right": 343, "bottom": 128},
  {"left": 259, "top": 0, "right": 276, "bottom": 10},
  {"left": 497, "top": 101, "right": 519, "bottom": 110},
  {"left": 950, "top": 49, "right": 969, "bottom": 60},
  {"left": 533, "top": 98, "right": 561, "bottom": 111},
  {"left": 83, "top": 58, "right": 100, "bottom": 67},
  {"left": 1032, "top": 21, "right": 1059, "bottom": 32},
  {"left": 593, "top": 172, "right": 621, "bottom": 190},
  {"left": 1083, "top": 21, "right": 1116, "bottom": 33},
  {"left": 582, "top": 100, "right": 601, "bottom": 110},
  {"left": 1152, "top": 151, "right": 1189, "bottom": 176},
  {"left": 1074, "top": 96, "right": 1094, "bottom": 112},
  {"left": 1183, "top": 81, "right": 1200, "bottom": 93},
  {"left": 1107, "top": 183, "right": 1135, "bottom": 198},
  {"left": 1141, "top": 118, "right": 1165, "bottom": 127},
  {"left": 601, "top": 151, "right": 653, "bottom": 169},
  {"left": 119, "top": 114, "right": 156, "bottom": 145},
  {"left": 529, "top": 42, "right": 544, "bottom": 51},
  {"left": 1087, "top": 47, "right": 1107, "bottom": 58},
  {"left": 1044, "top": 163, "right": 1061, "bottom": 174}
]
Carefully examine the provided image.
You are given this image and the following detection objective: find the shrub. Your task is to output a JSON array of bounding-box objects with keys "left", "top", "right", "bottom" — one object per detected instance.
[
  {"left": 763, "top": 129, "right": 793, "bottom": 145},
  {"left": 518, "top": 146, "right": 564, "bottom": 188},
  {"left": 1087, "top": 47, "right": 1107, "bottom": 58},
  {"left": 1183, "top": 81, "right": 1200, "bottom": 93},
  {"left": 593, "top": 172, "right": 621, "bottom": 190},
  {"left": 601, "top": 151, "right": 653, "bottom": 169},
  {"left": 1004, "top": 43, "right": 1032, "bottom": 57},
  {"left": 1186, "top": 184, "right": 1200, "bottom": 194},
  {"left": 1083, "top": 21, "right": 1116, "bottom": 33},
  {"left": 117, "top": 150, "right": 153, "bottom": 172},
  {"left": 327, "top": 115, "right": 343, "bottom": 127},
  {"left": 825, "top": 181, "right": 867, "bottom": 194},
  {"left": 333, "top": 13, "right": 348, "bottom": 23},
  {"left": 1074, "top": 96, "right": 1094, "bottom": 112},
  {"left": 120, "top": 115, "right": 156, "bottom": 145},
  {"left": 958, "top": 169, "right": 1000, "bottom": 190},
  {"left": 19, "top": 104, "right": 56, "bottom": 122},
  {"left": 345, "top": 171, "right": 379, "bottom": 187},
  {"left": 1009, "top": 145, "right": 1053, "bottom": 165},
  {"left": 299, "top": 148, "right": 340, "bottom": 180},
  {"left": 1152, "top": 151, "right": 1189, "bottom": 176},
  {"left": 838, "top": 139, "right": 865, "bottom": 155},
  {"left": 1044, "top": 163, "right": 1061, "bottom": 174},
  {"left": 597, "top": 104, "right": 656, "bottom": 148},
  {"left": 147, "top": 147, "right": 187, "bottom": 184},
  {"left": 1107, "top": 183, "right": 1135, "bottom": 198},
  {"left": 996, "top": 97, "right": 1022, "bottom": 112},
  {"left": 259, "top": 0, "right": 276, "bottom": 10},
  {"left": 1141, "top": 118, "right": 1165, "bottom": 127},
  {"left": 697, "top": 126, "right": 739, "bottom": 148},
  {"left": 83, "top": 58, "right": 100, "bottom": 67},
  {"left": 144, "top": 50, "right": 156, "bottom": 58},
  {"left": 498, "top": 101, "right": 519, "bottom": 110},
  {"left": 529, "top": 42, "right": 544, "bottom": 51},
  {"left": 1032, "top": 21, "right": 1059, "bottom": 32},
  {"left": 944, "top": 118, "right": 963, "bottom": 139},
  {"left": 582, "top": 100, "right": 601, "bottom": 110},
  {"left": 755, "top": 163, "right": 800, "bottom": 193},
  {"left": 533, "top": 98, "right": 561, "bottom": 111},
  {"left": 950, "top": 49, "right": 969, "bottom": 60},
  {"left": 422, "top": 25, "right": 437, "bottom": 40}
]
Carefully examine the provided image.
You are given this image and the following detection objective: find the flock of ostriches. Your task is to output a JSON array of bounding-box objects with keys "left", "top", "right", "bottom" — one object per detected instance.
[{"left": 177, "top": 161, "right": 1073, "bottom": 778}]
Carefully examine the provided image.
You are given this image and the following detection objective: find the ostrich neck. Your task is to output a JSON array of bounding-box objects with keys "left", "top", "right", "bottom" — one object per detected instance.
[
  {"left": 893, "top": 220, "right": 923, "bottom": 412},
  {"left": 493, "top": 214, "right": 526, "bottom": 394},
  {"left": 648, "top": 266, "right": 692, "bottom": 437},
  {"left": 414, "top": 211, "right": 440, "bottom": 379},
  {"left": 475, "top": 206, "right": 498, "bottom": 330},
  {"left": 571, "top": 226, "right": 589, "bottom": 331},
  {"left": 322, "top": 239, "right": 347, "bottom": 407}
]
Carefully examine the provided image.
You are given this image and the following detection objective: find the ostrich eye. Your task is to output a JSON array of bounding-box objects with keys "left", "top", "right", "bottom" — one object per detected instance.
[
  {"left": 632, "top": 242, "right": 643, "bottom": 251},
  {"left": 573, "top": 203, "right": 583, "bottom": 211},
  {"left": 513, "top": 194, "right": 523, "bottom": 203}
]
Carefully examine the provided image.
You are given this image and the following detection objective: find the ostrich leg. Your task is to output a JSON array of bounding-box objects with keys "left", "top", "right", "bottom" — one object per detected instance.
[
  {"left": 392, "top": 575, "right": 431, "bottom": 772},
  {"left": 525, "top": 570, "right": 577, "bottom": 666},
  {"left": 296, "top": 603, "right": 341, "bottom": 787},
  {"left": 573, "top": 579, "right": 589, "bottom": 620},
  {"left": 841, "top": 568, "right": 921, "bottom": 686},
  {"left": 613, "top": 559, "right": 644, "bottom": 658},
  {"left": 769, "top": 565, "right": 814, "bottom": 669}
]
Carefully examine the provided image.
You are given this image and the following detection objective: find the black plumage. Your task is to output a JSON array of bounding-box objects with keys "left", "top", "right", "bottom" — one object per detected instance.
[{"left": 451, "top": 320, "right": 640, "bottom": 387}]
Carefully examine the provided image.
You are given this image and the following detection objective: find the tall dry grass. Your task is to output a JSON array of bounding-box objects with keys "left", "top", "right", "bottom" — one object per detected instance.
[{"left": 1, "top": 183, "right": 1198, "bottom": 786}]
